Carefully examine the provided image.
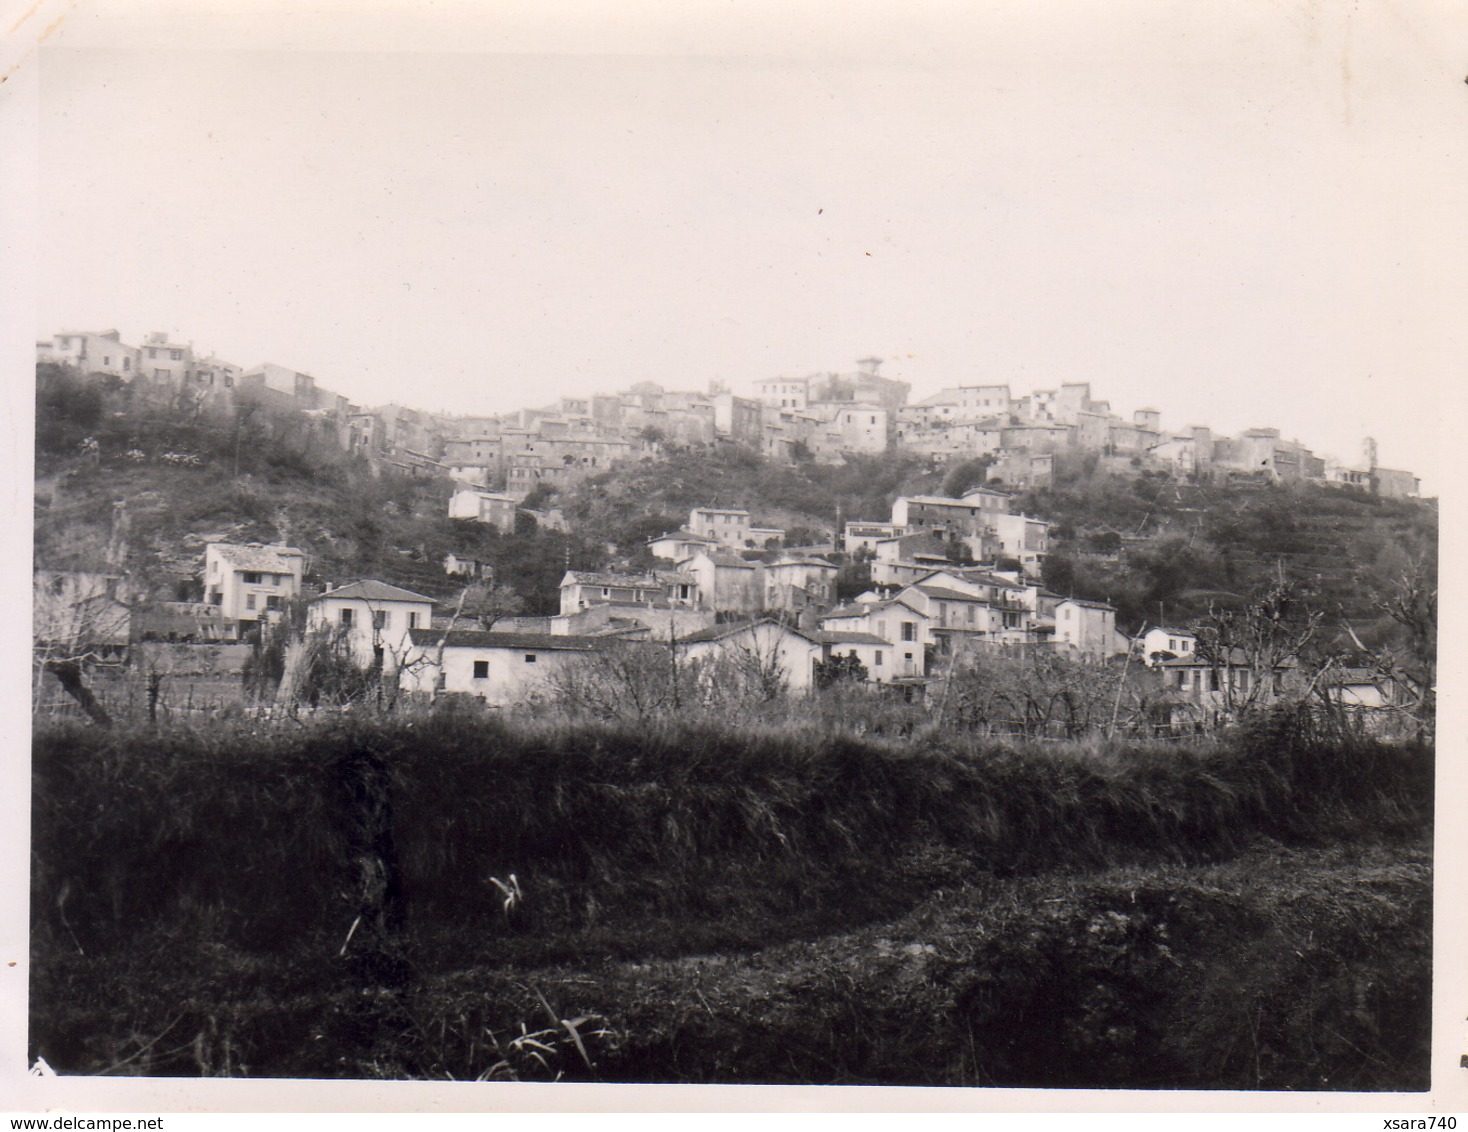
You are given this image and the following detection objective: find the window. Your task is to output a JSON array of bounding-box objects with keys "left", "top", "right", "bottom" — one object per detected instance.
[
  {"left": 147, "top": 347, "right": 156, "bottom": 359},
  {"left": 171, "top": 349, "right": 182, "bottom": 361},
  {"left": 524, "top": 654, "right": 537, "bottom": 663},
  {"left": 265, "top": 595, "right": 281, "bottom": 611},
  {"left": 103, "top": 356, "right": 111, "bottom": 366},
  {"left": 242, "top": 571, "right": 262, "bottom": 585},
  {"left": 408, "top": 612, "right": 419, "bottom": 629},
  {"left": 874, "top": 650, "right": 883, "bottom": 666},
  {"left": 340, "top": 608, "right": 354, "bottom": 627},
  {"left": 123, "top": 358, "right": 131, "bottom": 371},
  {"left": 473, "top": 660, "right": 489, "bottom": 679},
  {"left": 1209, "top": 670, "right": 1220, "bottom": 691},
  {"left": 901, "top": 622, "right": 916, "bottom": 642},
  {"left": 245, "top": 593, "right": 257, "bottom": 610},
  {"left": 373, "top": 611, "right": 388, "bottom": 630}
]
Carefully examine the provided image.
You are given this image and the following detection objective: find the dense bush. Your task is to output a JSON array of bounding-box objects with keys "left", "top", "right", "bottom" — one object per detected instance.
[{"left": 32, "top": 711, "right": 1431, "bottom": 960}]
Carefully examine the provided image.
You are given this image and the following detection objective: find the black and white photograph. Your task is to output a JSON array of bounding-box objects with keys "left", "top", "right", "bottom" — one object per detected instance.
[{"left": 3, "top": 0, "right": 1463, "bottom": 1115}]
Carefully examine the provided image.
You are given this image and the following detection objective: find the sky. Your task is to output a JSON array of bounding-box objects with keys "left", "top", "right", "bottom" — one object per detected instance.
[{"left": 18, "top": 0, "right": 1468, "bottom": 492}]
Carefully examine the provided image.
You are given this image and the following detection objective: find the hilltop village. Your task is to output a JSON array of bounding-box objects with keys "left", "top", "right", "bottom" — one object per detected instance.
[{"left": 34, "top": 327, "right": 1429, "bottom": 732}]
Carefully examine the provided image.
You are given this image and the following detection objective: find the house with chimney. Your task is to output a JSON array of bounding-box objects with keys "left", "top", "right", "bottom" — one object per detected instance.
[
  {"left": 306, "top": 580, "right": 436, "bottom": 669},
  {"left": 202, "top": 543, "right": 305, "bottom": 640}
]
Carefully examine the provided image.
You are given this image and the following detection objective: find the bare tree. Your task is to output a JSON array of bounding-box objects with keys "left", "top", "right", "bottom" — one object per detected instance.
[
  {"left": 1193, "top": 575, "right": 1323, "bottom": 718},
  {"left": 398, "top": 581, "right": 527, "bottom": 702},
  {"left": 943, "top": 645, "right": 1125, "bottom": 738},
  {"left": 542, "top": 640, "right": 688, "bottom": 722},
  {"left": 1336, "top": 550, "right": 1436, "bottom": 738},
  {"left": 32, "top": 570, "right": 133, "bottom": 727}
]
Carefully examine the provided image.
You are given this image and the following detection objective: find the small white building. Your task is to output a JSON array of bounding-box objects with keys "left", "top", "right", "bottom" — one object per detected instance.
[
  {"left": 811, "top": 629, "right": 904, "bottom": 684},
  {"left": 398, "top": 629, "right": 605, "bottom": 706},
  {"left": 559, "top": 570, "right": 697, "bottom": 617},
  {"left": 307, "top": 580, "right": 436, "bottom": 669},
  {"left": 1053, "top": 597, "right": 1127, "bottom": 659},
  {"left": 820, "top": 597, "right": 931, "bottom": 678},
  {"left": 674, "top": 618, "right": 824, "bottom": 693},
  {"left": 42, "top": 329, "right": 140, "bottom": 379},
  {"left": 993, "top": 513, "right": 1050, "bottom": 577},
  {"left": 680, "top": 550, "right": 763, "bottom": 615},
  {"left": 1138, "top": 627, "right": 1198, "bottom": 666},
  {"left": 448, "top": 488, "right": 519, "bottom": 532},
  {"left": 843, "top": 520, "right": 904, "bottom": 554},
  {"left": 763, "top": 555, "right": 838, "bottom": 614},
  {"left": 202, "top": 543, "right": 306, "bottom": 639},
  {"left": 688, "top": 506, "right": 752, "bottom": 548},
  {"left": 647, "top": 529, "right": 717, "bottom": 563}
]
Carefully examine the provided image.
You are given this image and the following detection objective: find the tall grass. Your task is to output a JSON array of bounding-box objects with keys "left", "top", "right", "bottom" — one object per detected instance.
[{"left": 31, "top": 706, "right": 1431, "bottom": 963}]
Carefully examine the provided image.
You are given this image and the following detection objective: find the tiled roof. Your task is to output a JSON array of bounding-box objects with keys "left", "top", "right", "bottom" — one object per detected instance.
[
  {"left": 914, "top": 585, "right": 989, "bottom": 603},
  {"left": 1059, "top": 597, "right": 1117, "bottom": 611},
  {"left": 406, "top": 629, "right": 605, "bottom": 650},
  {"left": 314, "top": 580, "right": 435, "bottom": 604},
  {"left": 676, "top": 618, "right": 818, "bottom": 646},
  {"left": 699, "top": 552, "right": 757, "bottom": 569},
  {"left": 209, "top": 543, "right": 304, "bottom": 572},
  {"left": 821, "top": 604, "right": 874, "bottom": 620},
  {"left": 811, "top": 630, "right": 890, "bottom": 646},
  {"left": 1157, "top": 648, "right": 1297, "bottom": 669},
  {"left": 769, "top": 556, "right": 837, "bottom": 570}
]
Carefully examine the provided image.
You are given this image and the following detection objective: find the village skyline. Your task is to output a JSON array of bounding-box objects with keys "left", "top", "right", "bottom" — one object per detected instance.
[{"left": 23, "top": 1, "right": 1463, "bottom": 498}]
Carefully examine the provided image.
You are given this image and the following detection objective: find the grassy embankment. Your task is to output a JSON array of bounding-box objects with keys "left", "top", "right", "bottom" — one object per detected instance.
[{"left": 30, "top": 708, "right": 1431, "bottom": 1088}]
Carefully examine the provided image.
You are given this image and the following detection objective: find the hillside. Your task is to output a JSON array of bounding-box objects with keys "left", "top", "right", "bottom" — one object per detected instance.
[
  {"left": 34, "top": 364, "right": 1436, "bottom": 640},
  {"left": 34, "top": 365, "right": 610, "bottom": 614},
  {"left": 1018, "top": 455, "right": 1436, "bottom": 643}
]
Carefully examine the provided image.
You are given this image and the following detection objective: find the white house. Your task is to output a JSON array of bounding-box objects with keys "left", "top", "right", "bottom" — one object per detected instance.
[
  {"left": 811, "top": 629, "right": 905, "bottom": 684},
  {"left": 763, "top": 555, "right": 839, "bottom": 615},
  {"left": 680, "top": 551, "right": 763, "bottom": 615},
  {"left": 1053, "top": 598, "right": 1128, "bottom": 659},
  {"left": 202, "top": 543, "right": 306, "bottom": 639},
  {"left": 819, "top": 597, "right": 931, "bottom": 678},
  {"left": 448, "top": 488, "right": 518, "bottom": 532},
  {"left": 398, "top": 629, "right": 605, "bottom": 706},
  {"left": 559, "top": 570, "right": 697, "bottom": 617},
  {"left": 43, "top": 329, "right": 140, "bottom": 379},
  {"left": 993, "top": 513, "right": 1050, "bottom": 577},
  {"left": 688, "top": 506, "right": 752, "bottom": 548},
  {"left": 843, "top": 520, "right": 904, "bottom": 554},
  {"left": 1138, "top": 627, "right": 1198, "bottom": 666},
  {"left": 674, "top": 618, "right": 825, "bottom": 693},
  {"left": 307, "top": 580, "right": 436, "bottom": 669},
  {"left": 647, "top": 529, "right": 717, "bottom": 563}
]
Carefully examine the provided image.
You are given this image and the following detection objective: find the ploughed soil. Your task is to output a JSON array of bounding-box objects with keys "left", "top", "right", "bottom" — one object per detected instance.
[{"left": 31, "top": 839, "right": 1430, "bottom": 1090}]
